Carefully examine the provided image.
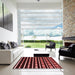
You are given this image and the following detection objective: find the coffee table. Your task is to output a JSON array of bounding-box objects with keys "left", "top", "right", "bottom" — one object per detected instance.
[{"left": 34, "top": 49, "right": 49, "bottom": 57}]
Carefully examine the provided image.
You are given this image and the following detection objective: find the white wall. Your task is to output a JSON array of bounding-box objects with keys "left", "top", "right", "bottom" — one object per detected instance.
[
  {"left": 0, "top": 0, "right": 18, "bottom": 42},
  {"left": 0, "top": 27, "right": 17, "bottom": 42}
]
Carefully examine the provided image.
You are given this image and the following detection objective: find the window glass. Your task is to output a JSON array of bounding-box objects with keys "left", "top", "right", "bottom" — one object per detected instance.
[{"left": 19, "top": 10, "right": 63, "bottom": 40}]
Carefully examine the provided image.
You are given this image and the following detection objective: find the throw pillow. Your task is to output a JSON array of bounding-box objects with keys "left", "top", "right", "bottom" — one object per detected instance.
[
  {"left": 10, "top": 42, "right": 18, "bottom": 48},
  {"left": 0, "top": 42, "right": 8, "bottom": 49},
  {"left": 7, "top": 43, "right": 11, "bottom": 49}
]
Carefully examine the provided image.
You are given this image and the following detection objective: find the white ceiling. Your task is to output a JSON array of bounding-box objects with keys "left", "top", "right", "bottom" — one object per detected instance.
[
  {"left": 3, "top": 0, "right": 62, "bottom": 10},
  {"left": 18, "top": 3, "right": 62, "bottom": 9},
  {"left": 16, "top": 0, "right": 61, "bottom": 3}
]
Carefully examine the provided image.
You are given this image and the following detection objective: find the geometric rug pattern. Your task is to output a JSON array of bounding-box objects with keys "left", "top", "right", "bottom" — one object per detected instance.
[{"left": 13, "top": 57, "right": 62, "bottom": 69}]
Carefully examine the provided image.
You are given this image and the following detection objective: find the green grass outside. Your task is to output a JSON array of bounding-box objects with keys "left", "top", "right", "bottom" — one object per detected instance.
[{"left": 21, "top": 42, "right": 63, "bottom": 48}]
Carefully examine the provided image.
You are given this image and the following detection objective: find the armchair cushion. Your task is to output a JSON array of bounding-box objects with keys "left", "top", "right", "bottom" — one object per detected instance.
[
  {"left": 68, "top": 44, "right": 75, "bottom": 53},
  {"left": 50, "top": 42, "right": 55, "bottom": 47},
  {"left": 46, "top": 41, "right": 56, "bottom": 49}
]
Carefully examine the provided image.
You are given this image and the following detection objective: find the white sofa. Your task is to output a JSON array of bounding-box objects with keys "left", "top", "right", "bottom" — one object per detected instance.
[{"left": 0, "top": 46, "right": 24, "bottom": 64}]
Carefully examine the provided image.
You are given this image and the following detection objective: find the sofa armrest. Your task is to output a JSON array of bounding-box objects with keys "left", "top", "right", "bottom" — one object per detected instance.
[{"left": 0, "top": 50, "right": 13, "bottom": 64}]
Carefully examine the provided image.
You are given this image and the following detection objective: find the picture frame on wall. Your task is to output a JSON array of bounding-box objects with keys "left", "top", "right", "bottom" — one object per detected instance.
[
  {"left": 0, "top": 1, "right": 3, "bottom": 27},
  {"left": 0, "top": 1, "right": 13, "bottom": 31},
  {"left": 4, "top": 4, "right": 13, "bottom": 31}
]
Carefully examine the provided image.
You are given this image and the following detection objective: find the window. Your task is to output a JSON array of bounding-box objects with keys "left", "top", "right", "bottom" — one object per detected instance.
[{"left": 19, "top": 10, "right": 63, "bottom": 40}]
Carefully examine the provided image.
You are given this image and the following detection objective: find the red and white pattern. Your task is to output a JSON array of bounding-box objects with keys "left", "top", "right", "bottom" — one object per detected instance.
[{"left": 13, "top": 57, "right": 62, "bottom": 69}]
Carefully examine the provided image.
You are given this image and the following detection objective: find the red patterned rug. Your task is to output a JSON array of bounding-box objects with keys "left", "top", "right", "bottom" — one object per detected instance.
[{"left": 13, "top": 57, "right": 62, "bottom": 69}]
